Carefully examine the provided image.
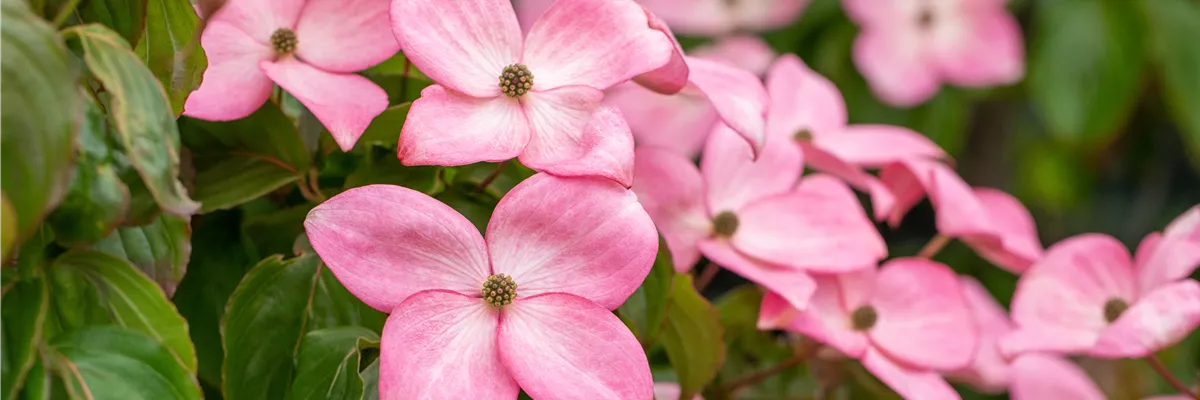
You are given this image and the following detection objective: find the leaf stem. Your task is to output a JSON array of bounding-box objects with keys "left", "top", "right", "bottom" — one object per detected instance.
[
  {"left": 306, "top": 168, "right": 326, "bottom": 202},
  {"left": 1146, "top": 354, "right": 1199, "bottom": 399},
  {"left": 693, "top": 261, "right": 719, "bottom": 292},
  {"left": 917, "top": 234, "right": 952, "bottom": 259},
  {"left": 52, "top": 0, "right": 83, "bottom": 27},
  {"left": 473, "top": 162, "right": 507, "bottom": 195}
]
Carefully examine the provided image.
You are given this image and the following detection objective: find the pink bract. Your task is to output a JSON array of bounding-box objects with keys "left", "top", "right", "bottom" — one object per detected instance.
[
  {"left": 392, "top": 0, "right": 681, "bottom": 187},
  {"left": 183, "top": 0, "right": 396, "bottom": 151},
  {"left": 758, "top": 258, "right": 978, "bottom": 400},
  {"left": 304, "top": 173, "right": 659, "bottom": 399},
  {"left": 517, "top": 0, "right": 807, "bottom": 37},
  {"left": 843, "top": 0, "right": 1025, "bottom": 106},
  {"left": 1002, "top": 206, "right": 1200, "bottom": 359},
  {"left": 1008, "top": 353, "right": 1192, "bottom": 400}
]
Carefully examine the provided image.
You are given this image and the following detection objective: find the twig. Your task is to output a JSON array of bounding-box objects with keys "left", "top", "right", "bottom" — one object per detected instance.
[
  {"left": 694, "top": 261, "right": 720, "bottom": 292},
  {"left": 473, "top": 163, "right": 507, "bottom": 195},
  {"left": 1146, "top": 355, "right": 1199, "bottom": 399},
  {"left": 917, "top": 234, "right": 952, "bottom": 259},
  {"left": 307, "top": 168, "right": 326, "bottom": 201}
]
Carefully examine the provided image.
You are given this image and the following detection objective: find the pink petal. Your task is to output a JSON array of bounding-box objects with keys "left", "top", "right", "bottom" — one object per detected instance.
[
  {"left": 207, "top": 0, "right": 303, "bottom": 42},
  {"left": 860, "top": 348, "right": 961, "bottom": 400},
  {"left": 523, "top": 0, "right": 674, "bottom": 91},
  {"left": 852, "top": 27, "right": 940, "bottom": 107},
  {"left": 631, "top": 7, "right": 689, "bottom": 95},
  {"left": 840, "top": 0, "right": 898, "bottom": 25},
  {"left": 606, "top": 83, "right": 716, "bottom": 157},
  {"left": 999, "top": 327, "right": 1099, "bottom": 358},
  {"left": 517, "top": 86, "right": 620, "bottom": 182},
  {"left": 1009, "top": 354, "right": 1105, "bottom": 400},
  {"left": 836, "top": 268, "right": 878, "bottom": 311},
  {"left": 932, "top": 10, "right": 1024, "bottom": 88},
  {"left": 304, "top": 185, "right": 491, "bottom": 312},
  {"left": 514, "top": 0, "right": 552, "bottom": 33},
  {"left": 759, "top": 277, "right": 870, "bottom": 358},
  {"left": 876, "top": 161, "right": 927, "bottom": 227},
  {"left": 701, "top": 124, "right": 802, "bottom": 214},
  {"left": 378, "top": 290, "right": 516, "bottom": 400},
  {"left": 764, "top": 55, "right": 846, "bottom": 142},
  {"left": 697, "top": 239, "right": 816, "bottom": 313},
  {"left": 182, "top": 20, "right": 274, "bottom": 121},
  {"left": 487, "top": 173, "right": 657, "bottom": 310},
  {"left": 634, "top": 0, "right": 732, "bottom": 37},
  {"left": 733, "top": 175, "right": 886, "bottom": 272},
  {"left": 1091, "top": 280, "right": 1200, "bottom": 358},
  {"left": 691, "top": 35, "right": 775, "bottom": 77},
  {"left": 812, "top": 125, "right": 944, "bottom": 166},
  {"left": 498, "top": 293, "right": 653, "bottom": 400},
  {"left": 1005, "top": 234, "right": 1135, "bottom": 356},
  {"left": 1139, "top": 205, "right": 1200, "bottom": 292},
  {"left": 631, "top": 148, "right": 711, "bottom": 271},
  {"left": 397, "top": 85, "right": 530, "bottom": 166},
  {"left": 390, "top": 0, "right": 521, "bottom": 97},
  {"left": 686, "top": 56, "right": 769, "bottom": 155},
  {"left": 946, "top": 277, "right": 1013, "bottom": 393},
  {"left": 293, "top": 0, "right": 397, "bottom": 73},
  {"left": 260, "top": 58, "right": 388, "bottom": 151},
  {"left": 730, "top": 0, "right": 808, "bottom": 32},
  {"left": 868, "top": 258, "right": 976, "bottom": 370},
  {"left": 653, "top": 382, "right": 702, "bottom": 400},
  {"left": 961, "top": 188, "right": 1044, "bottom": 274},
  {"left": 801, "top": 146, "right": 896, "bottom": 221}
]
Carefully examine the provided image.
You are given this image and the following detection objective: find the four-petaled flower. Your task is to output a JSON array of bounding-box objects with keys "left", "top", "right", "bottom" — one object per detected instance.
[{"left": 305, "top": 173, "right": 659, "bottom": 399}]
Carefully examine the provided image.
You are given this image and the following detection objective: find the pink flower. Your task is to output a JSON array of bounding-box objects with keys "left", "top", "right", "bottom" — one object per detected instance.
[
  {"left": 632, "top": 125, "right": 885, "bottom": 311},
  {"left": 1008, "top": 354, "right": 1192, "bottom": 400},
  {"left": 1001, "top": 206, "right": 1200, "bottom": 359},
  {"left": 517, "top": 0, "right": 807, "bottom": 37},
  {"left": 945, "top": 277, "right": 1013, "bottom": 393},
  {"left": 877, "top": 159, "right": 1044, "bottom": 273},
  {"left": 392, "top": 0, "right": 679, "bottom": 186},
  {"left": 304, "top": 173, "right": 659, "bottom": 399},
  {"left": 607, "top": 36, "right": 774, "bottom": 157},
  {"left": 653, "top": 382, "right": 703, "bottom": 400},
  {"left": 183, "top": 0, "right": 395, "bottom": 151},
  {"left": 758, "top": 258, "right": 978, "bottom": 400},
  {"left": 843, "top": 0, "right": 1024, "bottom": 106}
]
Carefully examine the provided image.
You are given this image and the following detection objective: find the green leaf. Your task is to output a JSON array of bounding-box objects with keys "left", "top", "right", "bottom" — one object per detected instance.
[
  {"left": 240, "top": 204, "right": 312, "bottom": 260},
  {"left": 2, "top": 195, "right": 17, "bottom": 262},
  {"left": 46, "top": 97, "right": 129, "bottom": 246},
  {"left": 192, "top": 156, "right": 300, "bottom": 213},
  {"left": 1, "top": 275, "right": 49, "bottom": 400},
  {"left": 136, "top": 0, "right": 206, "bottom": 115},
  {"left": 49, "top": 326, "right": 202, "bottom": 400},
  {"left": 354, "top": 103, "right": 410, "bottom": 150},
  {"left": 78, "top": 0, "right": 146, "bottom": 44},
  {"left": 53, "top": 249, "right": 197, "bottom": 372},
  {"left": 617, "top": 237, "right": 674, "bottom": 346},
  {"left": 45, "top": 261, "right": 111, "bottom": 338},
  {"left": 660, "top": 274, "right": 725, "bottom": 399},
  {"left": 344, "top": 144, "right": 442, "bottom": 195},
  {"left": 359, "top": 359, "right": 379, "bottom": 400},
  {"left": 93, "top": 213, "right": 191, "bottom": 296},
  {"left": 67, "top": 24, "right": 200, "bottom": 216},
  {"left": 287, "top": 327, "right": 379, "bottom": 400},
  {"left": 0, "top": 0, "right": 82, "bottom": 248},
  {"left": 1141, "top": 0, "right": 1200, "bottom": 170},
  {"left": 1030, "top": 0, "right": 1146, "bottom": 147},
  {"left": 310, "top": 267, "right": 386, "bottom": 333}
]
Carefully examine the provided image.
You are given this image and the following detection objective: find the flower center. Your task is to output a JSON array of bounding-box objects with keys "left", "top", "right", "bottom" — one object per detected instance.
[
  {"left": 851, "top": 305, "right": 877, "bottom": 331},
  {"left": 499, "top": 64, "right": 533, "bottom": 97},
  {"left": 482, "top": 274, "right": 518, "bottom": 307},
  {"left": 1103, "top": 297, "right": 1128, "bottom": 323},
  {"left": 271, "top": 28, "right": 297, "bottom": 55},
  {"left": 793, "top": 129, "right": 813, "bottom": 142},
  {"left": 712, "top": 211, "right": 739, "bottom": 237},
  {"left": 916, "top": 7, "right": 935, "bottom": 29}
]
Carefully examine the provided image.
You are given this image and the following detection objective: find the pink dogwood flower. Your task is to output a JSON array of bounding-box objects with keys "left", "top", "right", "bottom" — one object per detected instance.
[
  {"left": 517, "top": 0, "right": 807, "bottom": 37},
  {"left": 842, "top": 0, "right": 1025, "bottom": 106},
  {"left": 758, "top": 258, "right": 978, "bottom": 400},
  {"left": 392, "top": 0, "right": 680, "bottom": 186},
  {"left": 945, "top": 277, "right": 1013, "bottom": 393},
  {"left": 632, "top": 125, "right": 886, "bottom": 311},
  {"left": 1001, "top": 205, "right": 1200, "bottom": 359},
  {"left": 304, "top": 173, "right": 659, "bottom": 399},
  {"left": 183, "top": 0, "right": 396, "bottom": 151},
  {"left": 877, "top": 159, "right": 1044, "bottom": 273},
  {"left": 1009, "top": 354, "right": 1193, "bottom": 400}
]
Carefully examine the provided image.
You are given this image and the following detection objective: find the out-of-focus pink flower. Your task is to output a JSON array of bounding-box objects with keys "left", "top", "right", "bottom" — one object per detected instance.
[
  {"left": 607, "top": 36, "right": 774, "bottom": 157},
  {"left": 392, "top": 0, "right": 681, "bottom": 186},
  {"left": 842, "top": 0, "right": 1024, "bottom": 106},
  {"left": 1009, "top": 354, "right": 1193, "bottom": 400},
  {"left": 632, "top": 125, "right": 885, "bottom": 311},
  {"left": 877, "top": 159, "right": 1043, "bottom": 273},
  {"left": 517, "top": 0, "right": 807, "bottom": 37},
  {"left": 945, "top": 277, "right": 1013, "bottom": 393},
  {"left": 1002, "top": 206, "right": 1200, "bottom": 359},
  {"left": 653, "top": 382, "right": 703, "bottom": 400},
  {"left": 304, "top": 173, "right": 659, "bottom": 399},
  {"left": 758, "top": 258, "right": 977, "bottom": 400},
  {"left": 183, "top": 0, "right": 395, "bottom": 151}
]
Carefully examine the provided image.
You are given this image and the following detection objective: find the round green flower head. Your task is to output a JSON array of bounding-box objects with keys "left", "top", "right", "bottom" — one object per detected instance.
[{"left": 482, "top": 273, "right": 518, "bottom": 307}]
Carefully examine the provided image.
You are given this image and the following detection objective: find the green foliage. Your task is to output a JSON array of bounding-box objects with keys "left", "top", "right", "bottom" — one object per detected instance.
[
  {"left": 93, "top": 213, "right": 191, "bottom": 296},
  {"left": 1, "top": 273, "right": 49, "bottom": 399},
  {"left": 1140, "top": 0, "right": 1200, "bottom": 168},
  {"left": 289, "top": 327, "right": 380, "bottom": 400},
  {"left": 661, "top": 274, "right": 726, "bottom": 399},
  {"left": 50, "top": 326, "right": 203, "bottom": 399},
  {"left": 618, "top": 238, "right": 675, "bottom": 346},
  {"left": 136, "top": 0, "right": 205, "bottom": 115}
]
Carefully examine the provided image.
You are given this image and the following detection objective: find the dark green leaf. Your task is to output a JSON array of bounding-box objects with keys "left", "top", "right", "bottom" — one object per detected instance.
[
  {"left": 434, "top": 186, "right": 496, "bottom": 232},
  {"left": 287, "top": 327, "right": 379, "bottom": 400},
  {"left": 240, "top": 204, "right": 312, "bottom": 260},
  {"left": 93, "top": 213, "right": 191, "bottom": 296},
  {"left": 354, "top": 103, "right": 409, "bottom": 150},
  {"left": 1141, "top": 0, "right": 1200, "bottom": 170},
  {"left": 310, "top": 267, "right": 386, "bottom": 333},
  {"left": 1, "top": 275, "right": 49, "bottom": 400},
  {"left": 344, "top": 144, "right": 442, "bottom": 195},
  {"left": 1030, "top": 0, "right": 1146, "bottom": 146},
  {"left": 2, "top": 195, "right": 18, "bottom": 262},
  {"left": 661, "top": 274, "right": 725, "bottom": 399},
  {"left": 45, "top": 261, "right": 110, "bottom": 338},
  {"left": 49, "top": 326, "right": 202, "bottom": 400},
  {"left": 192, "top": 155, "right": 299, "bottom": 213},
  {"left": 46, "top": 164, "right": 130, "bottom": 246},
  {"left": 78, "top": 0, "right": 146, "bottom": 44},
  {"left": 67, "top": 24, "right": 200, "bottom": 216},
  {"left": 618, "top": 237, "right": 674, "bottom": 346},
  {"left": 53, "top": 249, "right": 197, "bottom": 372},
  {"left": 359, "top": 359, "right": 379, "bottom": 400},
  {"left": 0, "top": 0, "right": 82, "bottom": 247},
  {"left": 136, "top": 0, "right": 205, "bottom": 115}
]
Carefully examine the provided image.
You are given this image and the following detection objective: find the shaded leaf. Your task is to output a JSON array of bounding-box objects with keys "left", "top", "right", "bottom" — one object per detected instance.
[
  {"left": 354, "top": 103, "right": 409, "bottom": 150},
  {"left": 240, "top": 204, "right": 312, "bottom": 260},
  {"left": 310, "top": 267, "right": 386, "bottom": 333},
  {"left": 2, "top": 196, "right": 17, "bottom": 262},
  {"left": 46, "top": 98, "right": 129, "bottom": 246},
  {"left": 618, "top": 237, "right": 674, "bottom": 346},
  {"left": 287, "top": 327, "right": 379, "bottom": 400},
  {"left": 1141, "top": 0, "right": 1200, "bottom": 170},
  {"left": 661, "top": 274, "right": 725, "bottom": 399},
  {"left": 344, "top": 144, "right": 442, "bottom": 195},
  {"left": 78, "top": 0, "right": 146, "bottom": 44},
  {"left": 94, "top": 213, "right": 191, "bottom": 296},
  {"left": 192, "top": 156, "right": 299, "bottom": 213},
  {"left": 49, "top": 326, "right": 202, "bottom": 400},
  {"left": 1, "top": 275, "right": 49, "bottom": 400},
  {"left": 136, "top": 0, "right": 206, "bottom": 115},
  {"left": 359, "top": 359, "right": 379, "bottom": 400}
]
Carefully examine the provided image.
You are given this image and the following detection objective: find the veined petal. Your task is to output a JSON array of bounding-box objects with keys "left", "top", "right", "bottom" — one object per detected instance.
[
  {"left": 1091, "top": 280, "right": 1200, "bottom": 358},
  {"left": 208, "top": 0, "right": 303, "bottom": 43},
  {"left": 523, "top": 0, "right": 674, "bottom": 91},
  {"left": 498, "top": 293, "right": 652, "bottom": 400},
  {"left": 998, "top": 327, "right": 1099, "bottom": 358},
  {"left": 1139, "top": 205, "right": 1200, "bottom": 292},
  {"left": 397, "top": 85, "right": 530, "bottom": 166},
  {"left": 697, "top": 239, "right": 815, "bottom": 313},
  {"left": 390, "top": 0, "right": 521, "bottom": 97},
  {"left": 487, "top": 174, "right": 657, "bottom": 310},
  {"left": 260, "top": 58, "right": 388, "bottom": 151},
  {"left": 379, "top": 290, "right": 517, "bottom": 400},
  {"left": 686, "top": 56, "right": 768, "bottom": 155},
  {"left": 801, "top": 146, "right": 896, "bottom": 221},
  {"left": 759, "top": 277, "right": 869, "bottom": 359},
  {"left": 632, "top": 7, "right": 689, "bottom": 95},
  {"left": 702, "top": 124, "right": 802, "bottom": 214},
  {"left": 813, "top": 124, "right": 944, "bottom": 166},
  {"left": 606, "top": 83, "right": 717, "bottom": 158},
  {"left": 764, "top": 55, "right": 846, "bottom": 141},
  {"left": 637, "top": 0, "right": 732, "bottom": 36},
  {"left": 869, "top": 258, "right": 976, "bottom": 370},
  {"left": 860, "top": 349, "right": 960, "bottom": 400},
  {"left": 852, "top": 27, "right": 940, "bottom": 107},
  {"left": 1009, "top": 354, "right": 1104, "bottom": 400},
  {"left": 182, "top": 20, "right": 274, "bottom": 121},
  {"left": 632, "top": 147, "right": 711, "bottom": 271},
  {"left": 521, "top": 106, "right": 634, "bottom": 187},
  {"left": 961, "top": 188, "right": 1044, "bottom": 274},
  {"left": 305, "top": 185, "right": 491, "bottom": 311},
  {"left": 293, "top": 0, "right": 398, "bottom": 73}
]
